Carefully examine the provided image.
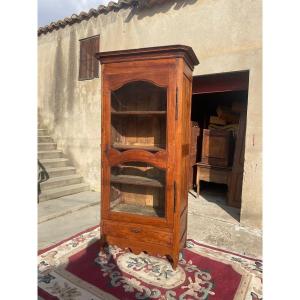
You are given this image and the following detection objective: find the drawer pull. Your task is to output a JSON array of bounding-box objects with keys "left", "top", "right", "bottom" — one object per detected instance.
[{"left": 131, "top": 228, "right": 141, "bottom": 233}]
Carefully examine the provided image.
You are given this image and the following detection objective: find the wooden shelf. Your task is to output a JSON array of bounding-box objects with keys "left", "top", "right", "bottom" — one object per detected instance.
[
  {"left": 112, "top": 144, "right": 165, "bottom": 152},
  {"left": 111, "top": 111, "right": 166, "bottom": 116},
  {"left": 111, "top": 203, "right": 164, "bottom": 217},
  {"left": 110, "top": 174, "right": 164, "bottom": 188}
]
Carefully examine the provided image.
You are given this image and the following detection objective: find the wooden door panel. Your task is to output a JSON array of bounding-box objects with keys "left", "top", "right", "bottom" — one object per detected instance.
[
  {"left": 228, "top": 104, "right": 247, "bottom": 208},
  {"left": 201, "top": 129, "right": 231, "bottom": 167},
  {"left": 105, "top": 61, "right": 173, "bottom": 91},
  {"left": 108, "top": 148, "right": 167, "bottom": 169},
  {"left": 101, "top": 66, "right": 176, "bottom": 228}
]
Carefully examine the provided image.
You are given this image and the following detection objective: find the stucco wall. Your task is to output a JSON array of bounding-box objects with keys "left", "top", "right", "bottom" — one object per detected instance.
[{"left": 38, "top": 0, "right": 262, "bottom": 229}]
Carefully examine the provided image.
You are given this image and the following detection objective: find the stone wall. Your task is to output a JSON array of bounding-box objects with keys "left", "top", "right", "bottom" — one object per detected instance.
[{"left": 38, "top": 0, "right": 262, "bottom": 229}]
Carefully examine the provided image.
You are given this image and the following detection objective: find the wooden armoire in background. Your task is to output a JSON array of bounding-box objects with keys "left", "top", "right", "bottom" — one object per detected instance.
[
  {"left": 96, "top": 45, "right": 199, "bottom": 269},
  {"left": 227, "top": 101, "right": 247, "bottom": 207},
  {"left": 201, "top": 129, "right": 232, "bottom": 167}
]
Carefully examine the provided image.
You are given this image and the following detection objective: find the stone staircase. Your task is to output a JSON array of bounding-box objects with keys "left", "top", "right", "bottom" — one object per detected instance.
[{"left": 38, "top": 128, "right": 89, "bottom": 202}]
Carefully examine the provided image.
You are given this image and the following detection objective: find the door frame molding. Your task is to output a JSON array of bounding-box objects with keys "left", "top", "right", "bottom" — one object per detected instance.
[{"left": 192, "top": 70, "right": 249, "bottom": 95}]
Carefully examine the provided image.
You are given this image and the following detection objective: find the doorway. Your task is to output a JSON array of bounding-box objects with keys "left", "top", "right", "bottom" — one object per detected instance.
[{"left": 189, "top": 71, "right": 249, "bottom": 222}]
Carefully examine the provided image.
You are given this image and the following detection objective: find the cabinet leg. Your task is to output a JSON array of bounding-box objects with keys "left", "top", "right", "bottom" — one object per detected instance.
[
  {"left": 99, "top": 235, "right": 107, "bottom": 252},
  {"left": 196, "top": 180, "right": 202, "bottom": 196},
  {"left": 168, "top": 253, "right": 179, "bottom": 270},
  {"left": 196, "top": 166, "right": 200, "bottom": 196},
  {"left": 172, "top": 255, "right": 179, "bottom": 270}
]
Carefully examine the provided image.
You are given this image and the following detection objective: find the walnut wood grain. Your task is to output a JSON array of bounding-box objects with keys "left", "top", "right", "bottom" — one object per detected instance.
[
  {"left": 112, "top": 143, "right": 164, "bottom": 152},
  {"left": 108, "top": 148, "right": 168, "bottom": 169},
  {"left": 110, "top": 174, "right": 164, "bottom": 188},
  {"left": 96, "top": 45, "right": 199, "bottom": 70},
  {"left": 97, "top": 45, "right": 199, "bottom": 269}
]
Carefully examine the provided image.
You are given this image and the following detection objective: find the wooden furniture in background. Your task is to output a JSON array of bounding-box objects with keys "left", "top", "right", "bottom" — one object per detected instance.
[
  {"left": 195, "top": 162, "right": 231, "bottom": 196},
  {"left": 201, "top": 129, "right": 232, "bottom": 167},
  {"left": 227, "top": 102, "right": 247, "bottom": 208},
  {"left": 96, "top": 45, "right": 199, "bottom": 269},
  {"left": 191, "top": 72, "right": 249, "bottom": 208},
  {"left": 189, "top": 122, "right": 201, "bottom": 189}
]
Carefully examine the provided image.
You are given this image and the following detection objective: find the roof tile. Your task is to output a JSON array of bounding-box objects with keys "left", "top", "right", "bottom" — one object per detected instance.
[{"left": 38, "top": 0, "right": 172, "bottom": 36}]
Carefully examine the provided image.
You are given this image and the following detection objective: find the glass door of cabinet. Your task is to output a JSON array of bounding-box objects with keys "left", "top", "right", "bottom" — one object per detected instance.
[
  {"left": 110, "top": 162, "right": 165, "bottom": 218},
  {"left": 111, "top": 81, "right": 167, "bottom": 152},
  {"left": 108, "top": 80, "right": 168, "bottom": 218}
]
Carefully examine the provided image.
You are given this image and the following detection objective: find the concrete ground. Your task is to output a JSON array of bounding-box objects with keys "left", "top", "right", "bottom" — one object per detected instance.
[
  {"left": 187, "top": 191, "right": 262, "bottom": 258},
  {"left": 38, "top": 191, "right": 100, "bottom": 249},
  {"left": 38, "top": 191, "right": 262, "bottom": 258}
]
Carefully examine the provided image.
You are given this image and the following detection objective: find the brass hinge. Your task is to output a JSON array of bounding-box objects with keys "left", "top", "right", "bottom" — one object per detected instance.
[
  {"left": 175, "top": 87, "right": 178, "bottom": 120},
  {"left": 174, "top": 181, "right": 177, "bottom": 212}
]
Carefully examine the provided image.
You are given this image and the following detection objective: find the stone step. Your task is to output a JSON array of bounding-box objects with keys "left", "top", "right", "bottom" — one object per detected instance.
[
  {"left": 38, "top": 129, "right": 48, "bottom": 136},
  {"left": 38, "top": 142, "right": 57, "bottom": 150},
  {"left": 37, "top": 127, "right": 91, "bottom": 202},
  {"left": 47, "top": 166, "right": 76, "bottom": 178},
  {"left": 38, "top": 191, "right": 99, "bottom": 224},
  {"left": 40, "top": 174, "right": 83, "bottom": 190},
  {"left": 38, "top": 136, "right": 53, "bottom": 142},
  {"left": 39, "top": 183, "right": 90, "bottom": 202},
  {"left": 40, "top": 158, "right": 69, "bottom": 168},
  {"left": 38, "top": 150, "right": 63, "bottom": 159}
]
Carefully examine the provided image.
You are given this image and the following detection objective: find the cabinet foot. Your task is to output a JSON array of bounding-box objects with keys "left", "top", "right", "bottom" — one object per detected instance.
[
  {"left": 172, "top": 256, "right": 179, "bottom": 270},
  {"left": 99, "top": 235, "right": 108, "bottom": 251},
  {"left": 168, "top": 254, "right": 179, "bottom": 270}
]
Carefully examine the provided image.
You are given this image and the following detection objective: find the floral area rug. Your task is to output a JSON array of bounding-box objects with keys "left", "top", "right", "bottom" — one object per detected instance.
[{"left": 38, "top": 226, "right": 262, "bottom": 300}]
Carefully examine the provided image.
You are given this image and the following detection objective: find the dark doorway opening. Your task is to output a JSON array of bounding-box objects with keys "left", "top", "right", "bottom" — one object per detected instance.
[{"left": 189, "top": 71, "right": 249, "bottom": 222}]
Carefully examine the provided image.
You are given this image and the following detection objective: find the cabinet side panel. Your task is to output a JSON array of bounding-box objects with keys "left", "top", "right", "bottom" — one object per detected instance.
[
  {"left": 101, "top": 67, "right": 112, "bottom": 225},
  {"left": 173, "top": 63, "right": 192, "bottom": 257},
  {"left": 180, "top": 73, "right": 192, "bottom": 215}
]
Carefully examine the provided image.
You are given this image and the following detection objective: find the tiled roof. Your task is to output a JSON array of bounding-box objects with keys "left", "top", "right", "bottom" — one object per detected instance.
[{"left": 38, "top": 0, "right": 171, "bottom": 36}]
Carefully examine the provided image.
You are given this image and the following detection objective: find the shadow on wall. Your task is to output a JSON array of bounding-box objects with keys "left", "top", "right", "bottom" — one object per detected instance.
[
  {"left": 125, "top": 0, "right": 198, "bottom": 22},
  {"left": 50, "top": 37, "right": 65, "bottom": 125},
  {"left": 49, "top": 29, "right": 79, "bottom": 125},
  {"left": 47, "top": 0, "right": 199, "bottom": 125},
  {"left": 66, "top": 30, "right": 78, "bottom": 114}
]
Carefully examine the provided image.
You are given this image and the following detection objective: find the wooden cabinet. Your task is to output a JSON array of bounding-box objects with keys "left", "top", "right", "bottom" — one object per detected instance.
[
  {"left": 201, "top": 129, "right": 232, "bottom": 167},
  {"left": 227, "top": 102, "right": 247, "bottom": 208},
  {"left": 96, "top": 45, "right": 199, "bottom": 269},
  {"left": 195, "top": 162, "right": 231, "bottom": 196},
  {"left": 189, "top": 122, "right": 201, "bottom": 188}
]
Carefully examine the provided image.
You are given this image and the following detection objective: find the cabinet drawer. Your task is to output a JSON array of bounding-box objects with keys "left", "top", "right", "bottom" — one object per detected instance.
[{"left": 102, "top": 221, "right": 172, "bottom": 245}]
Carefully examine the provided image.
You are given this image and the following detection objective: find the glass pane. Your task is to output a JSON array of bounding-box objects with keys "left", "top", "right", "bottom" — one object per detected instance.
[
  {"left": 111, "top": 81, "right": 167, "bottom": 152},
  {"left": 110, "top": 162, "right": 165, "bottom": 217}
]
